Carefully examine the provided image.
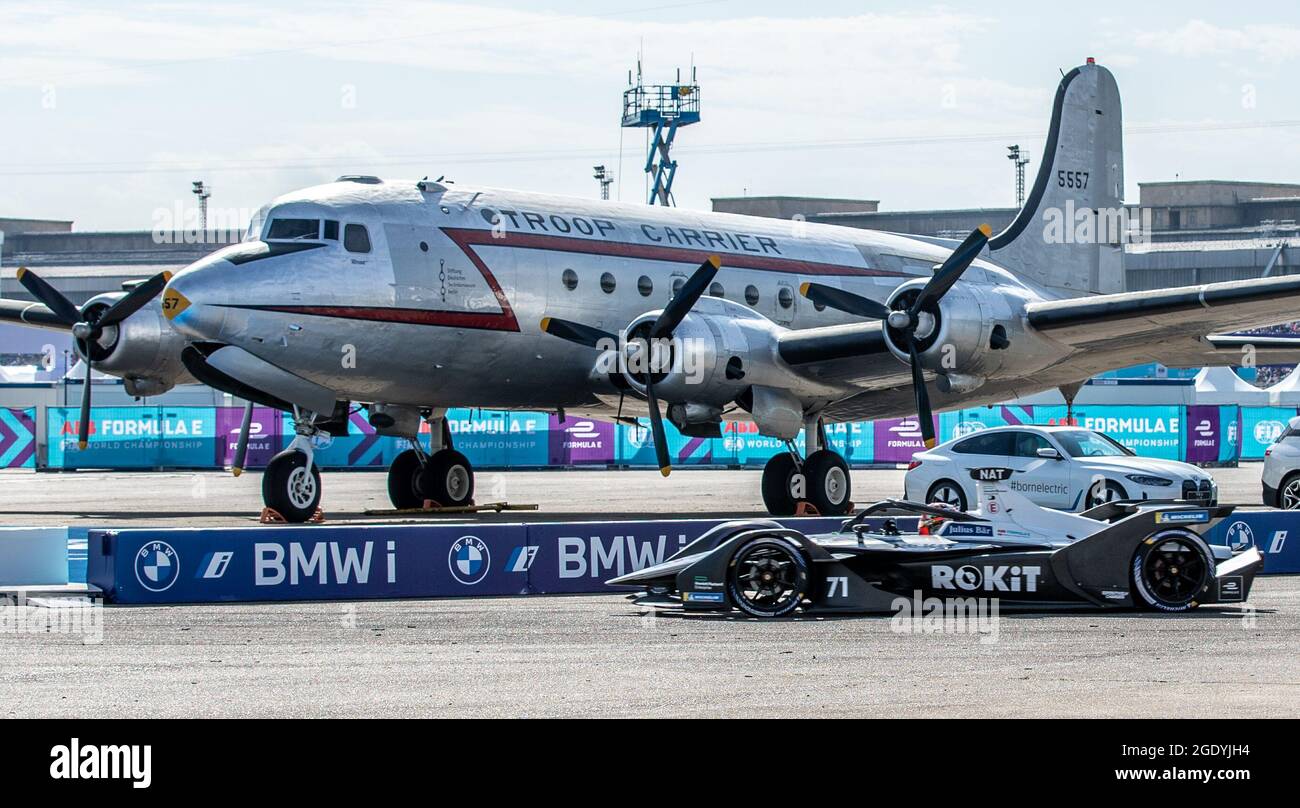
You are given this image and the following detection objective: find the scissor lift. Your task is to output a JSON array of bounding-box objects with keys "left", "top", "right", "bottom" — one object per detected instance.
[{"left": 622, "top": 65, "right": 701, "bottom": 206}]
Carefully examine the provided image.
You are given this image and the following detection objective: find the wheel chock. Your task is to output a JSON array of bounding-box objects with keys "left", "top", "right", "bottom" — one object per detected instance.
[
  {"left": 793, "top": 501, "right": 822, "bottom": 517},
  {"left": 259, "top": 507, "right": 325, "bottom": 524}
]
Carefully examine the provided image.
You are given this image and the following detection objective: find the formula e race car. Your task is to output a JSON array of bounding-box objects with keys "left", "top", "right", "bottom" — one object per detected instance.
[{"left": 607, "top": 482, "right": 1264, "bottom": 617}]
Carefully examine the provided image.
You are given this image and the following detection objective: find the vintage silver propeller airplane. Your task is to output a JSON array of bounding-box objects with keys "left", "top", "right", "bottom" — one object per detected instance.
[{"left": 7, "top": 60, "right": 1300, "bottom": 522}]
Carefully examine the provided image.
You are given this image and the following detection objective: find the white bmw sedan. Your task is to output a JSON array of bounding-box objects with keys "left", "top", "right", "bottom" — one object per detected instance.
[{"left": 903, "top": 425, "right": 1217, "bottom": 512}]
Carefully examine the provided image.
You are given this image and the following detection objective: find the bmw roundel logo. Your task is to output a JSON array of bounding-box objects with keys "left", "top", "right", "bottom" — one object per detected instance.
[
  {"left": 134, "top": 540, "right": 180, "bottom": 592},
  {"left": 1225, "top": 521, "right": 1255, "bottom": 550},
  {"left": 449, "top": 536, "right": 491, "bottom": 585}
]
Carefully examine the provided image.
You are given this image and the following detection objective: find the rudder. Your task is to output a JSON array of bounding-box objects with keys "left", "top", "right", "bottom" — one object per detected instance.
[{"left": 989, "top": 62, "right": 1125, "bottom": 296}]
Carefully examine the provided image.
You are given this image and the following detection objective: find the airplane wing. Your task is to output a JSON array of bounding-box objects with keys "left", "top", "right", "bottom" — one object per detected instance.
[
  {"left": 0, "top": 298, "right": 70, "bottom": 332},
  {"left": 776, "top": 321, "right": 913, "bottom": 390},
  {"left": 1025, "top": 274, "right": 1300, "bottom": 369}
]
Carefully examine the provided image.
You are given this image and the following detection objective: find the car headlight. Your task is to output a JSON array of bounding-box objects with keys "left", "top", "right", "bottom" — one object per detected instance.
[{"left": 1125, "top": 473, "right": 1174, "bottom": 487}]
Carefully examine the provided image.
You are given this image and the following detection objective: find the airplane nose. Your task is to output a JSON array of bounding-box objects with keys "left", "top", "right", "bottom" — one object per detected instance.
[{"left": 163, "top": 257, "right": 228, "bottom": 340}]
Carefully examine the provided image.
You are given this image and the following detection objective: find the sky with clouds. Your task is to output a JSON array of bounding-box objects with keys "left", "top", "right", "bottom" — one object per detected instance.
[{"left": 2, "top": 0, "right": 1300, "bottom": 230}]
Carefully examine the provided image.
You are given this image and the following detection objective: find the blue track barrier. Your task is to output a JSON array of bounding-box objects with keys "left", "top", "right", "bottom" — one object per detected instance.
[{"left": 85, "top": 509, "right": 1297, "bottom": 605}]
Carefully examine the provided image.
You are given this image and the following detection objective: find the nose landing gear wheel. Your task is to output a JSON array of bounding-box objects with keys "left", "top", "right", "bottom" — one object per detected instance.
[
  {"left": 1131, "top": 530, "right": 1212, "bottom": 612},
  {"left": 417, "top": 449, "right": 475, "bottom": 507},
  {"left": 262, "top": 449, "right": 322, "bottom": 524},
  {"left": 726, "top": 537, "right": 809, "bottom": 618}
]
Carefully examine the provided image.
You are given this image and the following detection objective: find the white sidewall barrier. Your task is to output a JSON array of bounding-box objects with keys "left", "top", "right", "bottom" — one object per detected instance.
[{"left": 0, "top": 527, "right": 69, "bottom": 586}]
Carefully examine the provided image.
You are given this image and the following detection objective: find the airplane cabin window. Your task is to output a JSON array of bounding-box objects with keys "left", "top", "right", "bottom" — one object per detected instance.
[
  {"left": 671, "top": 277, "right": 685, "bottom": 296},
  {"left": 266, "top": 218, "right": 321, "bottom": 241},
  {"left": 777, "top": 286, "right": 794, "bottom": 309},
  {"left": 323, "top": 220, "right": 339, "bottom": 240},
  {"left": 744, "top": 285, "right": 759, "bottom": 306},
  {"left": 600, "top": 272, "right": 616, "bottom": 294},
  {"left": 343, "top": 224, "right": 371, "bottom": 253},
  {"left": 637, "top": 275, "right": 653, "bottom": 297},
  {"left": 708, "top": 282, "right": 724, "bottom": 298},
  {"left": 562, "top": 268, "right": 579, "bottom": 290}
]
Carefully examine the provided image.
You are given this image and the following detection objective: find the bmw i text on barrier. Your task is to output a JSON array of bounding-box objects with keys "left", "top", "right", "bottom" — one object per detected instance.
[{"left": 607, "top": 482, "right": 1262, "bottom": 617}]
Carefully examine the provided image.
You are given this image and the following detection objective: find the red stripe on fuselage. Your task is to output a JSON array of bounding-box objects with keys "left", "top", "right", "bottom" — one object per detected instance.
[
  {"left": 234, "top": 227, "right": 904, "bottom": 330},
  {"left": 443, "top": 227, "right": 904, "bottom": 278}
]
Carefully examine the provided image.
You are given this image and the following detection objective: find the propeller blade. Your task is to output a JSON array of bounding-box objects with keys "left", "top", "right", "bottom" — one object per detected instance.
[
  {"left": 909, "top": 224, "right": 991, "bottom": 316},
  {"left": 906, "top": 336, "right": 936, "bottom": 449},
  {"left": 77, "top": 358, "right": 93, "bottom": 450},
  {"left": 799, "top": 282, "right": 892, "bottom": 320},
  {"left": 540, "top": 317, "right": 617, "bottom": 348},
  {"left": 14, "top": 267, "right": 80, "bottom": 326},
  {"left": 97, "top": 271, "right": 172, "bottom": 327},
  {"left": 649, "top": 255, "right": 721, "bottom": 340},
  {"left": 644, "top": 382, "right": 672, "bottom": 477},
  {"left": 232, "top": 400, "right": 254, "bottom": 477}
]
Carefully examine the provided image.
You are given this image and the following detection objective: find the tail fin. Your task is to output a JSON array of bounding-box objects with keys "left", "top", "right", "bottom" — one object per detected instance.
[{"left": 988, "top": 61, "right": 1124, "bottom": 296}]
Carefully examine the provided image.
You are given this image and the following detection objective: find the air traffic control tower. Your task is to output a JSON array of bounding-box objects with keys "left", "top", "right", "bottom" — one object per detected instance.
[{"left": 622, "top": 63, "right": 700, "bottom": 206}]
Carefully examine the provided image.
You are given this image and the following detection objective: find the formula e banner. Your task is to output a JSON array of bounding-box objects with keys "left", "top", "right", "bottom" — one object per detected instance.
[
  {"left": 1072, "top": 405, "right": 1182, "bottom": 460},
  {"left": 215, "top": 406, "right": 283, "bottom": 469},
  {"left": 0, "top": 408, "right": 36, "bottom": 468},
  {"left": 47, "top": 406, "right": 217, "bottom": 469},
  {"left": 1184, "top": 405, "right": 1239, "bottom": 464}
]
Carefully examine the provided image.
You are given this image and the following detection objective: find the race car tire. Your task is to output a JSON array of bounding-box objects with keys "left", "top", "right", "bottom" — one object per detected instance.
[
  {"left": 761, "top": 453, "right": 800, "bottom": 516},
  {"left": 726, "top": 536, "right": 810, "bottom": 618},
  {"left": 1131, "top": 529, "right": 1214, "bottom": 612},
  {"left": 1278, "top": 472, "right": 1300, "bottom": 509},
  {"left": 417, "top": 449, "right": 475, "bottom": 508},
  {"left": 262, "top": 449, "right": 322, "bottom": 523},
  {"left": 387, "top": 449, "right": 425, "bottom": 510},
  {"left": 804, "top": 450, "right": 852, "bottom": 515},
  {"left": 1085, "top": 479, "right": 1126, "bottom": 509},
  {"left": 926, "top": 479, "right": 967, "bottom": 511}
]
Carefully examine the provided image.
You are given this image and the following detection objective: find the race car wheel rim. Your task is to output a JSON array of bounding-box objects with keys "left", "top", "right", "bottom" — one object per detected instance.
[
  {"left": 1140, "top": 536, "right": 1206, "bottom": 608},
  {"left": 1282, "top": 479, "right": 1300, "bottom": 509},
  {"left": 731, "top": 542, "right": 804, "bottom": 617}
]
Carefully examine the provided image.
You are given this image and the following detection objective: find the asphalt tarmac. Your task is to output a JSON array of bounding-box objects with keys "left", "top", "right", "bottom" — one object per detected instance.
[{"left": 0, "top": 464, "right": 1293, "bottom": 718}]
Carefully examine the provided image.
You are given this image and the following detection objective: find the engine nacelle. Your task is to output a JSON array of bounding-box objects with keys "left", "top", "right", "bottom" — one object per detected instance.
[
  {"left": 611, "top": 297, "right": 815, "bottom": 410},
  {"left": 882, "top": 280, "right": 1025, "bottom": 387},
  {"left": 79, "top": 293, "right": 193, "bottom": 397}
]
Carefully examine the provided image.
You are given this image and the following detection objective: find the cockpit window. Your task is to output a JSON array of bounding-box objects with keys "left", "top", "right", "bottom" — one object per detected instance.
[
  {"left": 266, "top": 218, "right": 321, "bottom": 241},
  {"left": 244, "top": 206, "right": 270, "bottom": 242},
  {"left": 344, "top": 224, "right": 371, "bottom": 253}
]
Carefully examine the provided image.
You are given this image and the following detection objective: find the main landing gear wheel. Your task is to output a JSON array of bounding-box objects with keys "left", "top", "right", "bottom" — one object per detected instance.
[
  {"left": 262, "top": 449, "right": 322, "bottom": 524},
  {"left": 387, "top": 449, "right": 425, "bottom": 510},
  {"left": 804, "top": 449, "right": 852, "bottom": 515},
  {"left": 761, "top": 453, "right": 800, "bottom": 516},
  {"left": 1131, "top": 530, "right": 1213, "bottom": 612},
  {"left": 726, "top": 537, "right": 810, "bottom": 618},
  {"left": 418, "top": 449, "right": 475, "bottom": 507}
]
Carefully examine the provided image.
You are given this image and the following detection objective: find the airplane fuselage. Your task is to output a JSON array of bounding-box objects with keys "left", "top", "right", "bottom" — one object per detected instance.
[{"left": 165, "top": 178, "right": 1066, "bottom": 420}]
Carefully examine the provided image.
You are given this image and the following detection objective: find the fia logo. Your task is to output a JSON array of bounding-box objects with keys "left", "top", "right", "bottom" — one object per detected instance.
[{"left": 134, "top": 541, "right": 180, "bottom": 592}]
